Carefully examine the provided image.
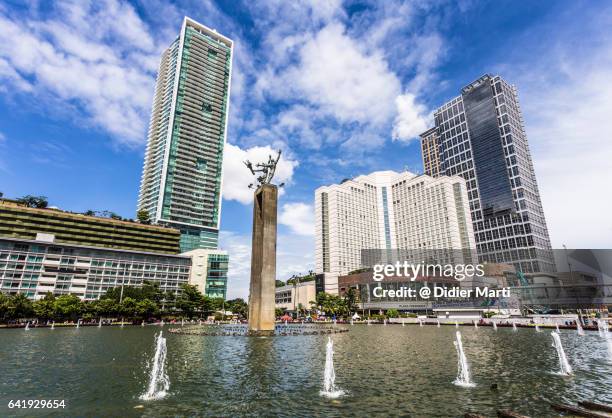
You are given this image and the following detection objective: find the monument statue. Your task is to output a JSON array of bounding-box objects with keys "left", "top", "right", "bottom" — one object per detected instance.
[
  {"left": 244, "top": 150, "right": 282, "bottom": 189},
  {"left": 244, "top": 150, "right": 282, "bottom": 336}
]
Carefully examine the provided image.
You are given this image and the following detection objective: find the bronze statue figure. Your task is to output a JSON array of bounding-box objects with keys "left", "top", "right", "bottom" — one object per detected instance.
[{"left": 244, "top": 150, "right": 282, "bottom": 188}]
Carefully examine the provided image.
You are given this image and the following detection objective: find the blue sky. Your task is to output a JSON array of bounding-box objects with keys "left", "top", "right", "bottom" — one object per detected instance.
[{"left": 1, "top": 1, "right": 611, "bottom": 298}]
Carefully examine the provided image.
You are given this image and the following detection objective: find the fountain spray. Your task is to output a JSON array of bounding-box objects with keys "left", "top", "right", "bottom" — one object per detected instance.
[
  {"left": 320, "top": 337, "right": 344, "bottom": 398},
  {"left": 140, "top": 331, "right": 170, "bottom": 400},
  {"left": 551, "top": 331, "right": 572, "bottom": 375},
  {"left": 576, "top": 318, "right": 585, "bottom": 336},
  {"left": 453, "top": 331, "right": 474, "bottom": 387}
]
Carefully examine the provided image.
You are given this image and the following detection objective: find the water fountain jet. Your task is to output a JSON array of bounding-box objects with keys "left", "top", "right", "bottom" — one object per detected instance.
[
  {"left": 140, "top": 331, "right": 170, "bottom": 401},
  {"left": 453, "top": 331, "right": 475, "bottom": 387},
  {"left": 551, "top": 331, "right": 572, "bottom": 376},
  {"left": 576, "top": 319, "right": 585, "bottom": 336},
  {"left": 320, "top": 337, "right": 344, "bottom": 398}
]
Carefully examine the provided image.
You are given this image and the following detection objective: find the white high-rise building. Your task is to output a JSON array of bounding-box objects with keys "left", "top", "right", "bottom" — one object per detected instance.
[{"left": 315, "top": 171, "right": 476, "bottom": 294}]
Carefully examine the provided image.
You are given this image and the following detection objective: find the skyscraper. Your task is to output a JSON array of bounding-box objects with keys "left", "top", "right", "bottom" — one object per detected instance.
[
  {"left": 420, "top": 127, "right": 442, "bottom": 178},
  {"left": 421, "top": 74, "right": 553, "bottom": 274},
  {"left": 315, "top": 171, "right": 476, "bottom": 294},
  {"left": 138, "top": 17, "right": 233, "bottom": 252}
]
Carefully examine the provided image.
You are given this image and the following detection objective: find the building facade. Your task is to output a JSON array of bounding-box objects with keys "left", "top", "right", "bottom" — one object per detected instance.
[
  {"left": 183, "top": 248, "right": 229, "bottom": 299},
  {"left": 138, "top": 17, "right": 233, "bottom": 252},
  {"left": 315, "top": 171, "right": 476, "bottom": 294},
  {"left": 275, "top": 280, "right": 317, "bottom": 313},
  {"left": 421, "top": 74, "right": 553, "bottom": 274},
  {"left": 0, "top": 237, "right": 191, "bottom": 300},
  {"left": 338, "top": 264, "right": 516, "bottom": 313},
  {"left": 420, "top": 127, "right": 442, "bottom": 178},
  {"left": 0, "top": 199, "right": 180, "bottom": 254}
]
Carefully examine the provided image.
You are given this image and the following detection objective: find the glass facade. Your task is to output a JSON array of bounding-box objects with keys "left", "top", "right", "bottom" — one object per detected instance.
[
  {"left": 424, "top": 74, "right": 554, "bottom": 274},
  {"left": 138, "top": 18, "right": 233, "bottom": 253},
  {"left": 205, "top": 253, "right": 228, "bottom": 299},
  {"left": 461, "top": 78, "right": 515, "bottom": 216},
  {"left": 381, "top": 187, "right": 392, "bottom": 249},
  {"left": 0, "top": 238, "right": 190, "bottom": 300}
]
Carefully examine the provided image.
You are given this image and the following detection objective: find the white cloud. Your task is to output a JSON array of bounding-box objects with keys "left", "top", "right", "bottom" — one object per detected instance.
[
  {"left": 519, "top": 69, "right": 612, "bottom": 248},
  {"left": 222, "top": 143, "right": 299, "bottom": 204},
  {"left": 279, "top": 202, "right": 314, "bottom": 236},
  {"left": 502, "top": 12, "right": 612, "bottom": 248},
  {"left": 219, "top": 231, "right": 252, "bottom": 300},
  {"left": 282, "top": 23, "right": 401, "bottom": 127},
  {"left": 392, "top": 92, "right": 430, "bottom": 142},
  {"left": 0, "top": 1, "right": 161, "bottom": 146},
  {"left": 241, "top": 2, "right": 442, "bottom": 153}
]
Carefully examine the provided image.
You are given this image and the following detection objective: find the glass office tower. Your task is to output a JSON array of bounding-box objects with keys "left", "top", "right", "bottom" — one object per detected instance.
[
  {"left": 138, "top": 17, "right": 233, "bottom": 252},
  {"left": 421, "top": 74, "right": 554, "bottom": 274}
]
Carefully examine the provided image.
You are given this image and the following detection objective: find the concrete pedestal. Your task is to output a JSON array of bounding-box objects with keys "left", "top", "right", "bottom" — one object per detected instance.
[{"left": 247, "top": 184, "right": 277, "bottom": 336}]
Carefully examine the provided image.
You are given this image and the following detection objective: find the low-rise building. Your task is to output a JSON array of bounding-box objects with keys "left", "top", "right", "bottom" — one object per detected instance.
[
  {"left": 0, "top": 236, "right": 191, "bottom": 300},
  {"left": 275, "top": 280, "right": 317, "bottom": 314},
  {"left": 0, "top": 198, "right": 180, "bottom": 254},
  {"left": 338, "top": 263, "right": 516, "bottom": 314},
  {"left": 183, "top": 249, "right": 229, "bottom": 299},
  {"left": 0, "top": 199, "right": 230, "bottom": 300}
]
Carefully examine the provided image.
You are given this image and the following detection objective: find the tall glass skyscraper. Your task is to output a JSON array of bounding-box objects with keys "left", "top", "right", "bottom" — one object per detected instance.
[
  {"left": 138, "top": 17, "right": 233, "bottom": 252},
  {"left": 420, "top": 74, "right": 554, "bottom": 274}
]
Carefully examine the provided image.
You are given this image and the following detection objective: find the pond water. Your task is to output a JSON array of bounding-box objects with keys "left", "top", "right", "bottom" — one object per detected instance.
[{"left": 1, "top": 324, "right": 611, "bottom": 417}]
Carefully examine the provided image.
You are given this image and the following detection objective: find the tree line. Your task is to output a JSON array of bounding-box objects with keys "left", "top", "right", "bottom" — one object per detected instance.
[{"left": 0, "top": 282, "right": 247, "bottom": 323}]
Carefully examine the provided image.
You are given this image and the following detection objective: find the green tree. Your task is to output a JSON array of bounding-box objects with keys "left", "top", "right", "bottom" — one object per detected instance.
[
  {"left": 119, "top": 297, "right": 137, "bottom": 317},
  {"left": 386, "top": 308, "right": 399, "bottom": 318},
  {"left": 96, "top": 298, "right": 118, "bottom": 317},
  {"left": 140, "top": 281, "right": 164, "bottom": 304},
  {"left": 0, "top": 293, "right": 10, "bottom": 320},
  {"left": 310, "top": 292, "right": 348, "bottom": 317},
  {"left": 225, "top": 298, "right": 247, "bottom": 318},
  {"left": 7, "top": 294, "right": 34, "bottom": 319},
  {"left": 136, "top": 209, "right": 151, "bottom": 224},
  {"left": 162, "top": 291, "right": 177, "bottom": 312},
  {"left": 16, "top": 195, "right": 48, "bottom": 208},
  {"left": 53, "top": 295, "right": 83, "bottom": 320},
  {"left": 136, "top": 299, "right": 158, "bottom": 318},
  {"left": 175, "top": 284, "right": 204, "bottom": 318},
  {"left": 344, "top": 288, "right": 358, "bottom": 314},
  {"left": 209, "top": 297, "right": 225, "bottom": 312},
  {"left": 33, "top": 292, "right": 56, "bottom": 320}
]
